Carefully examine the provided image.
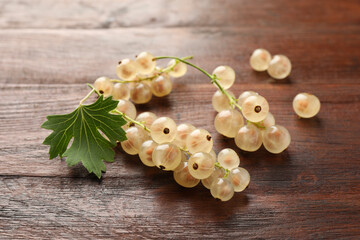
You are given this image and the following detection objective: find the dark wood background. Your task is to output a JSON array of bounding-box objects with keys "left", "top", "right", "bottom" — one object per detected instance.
[{"left": 1, "top": 0, "right": 360, "bottom": 239}]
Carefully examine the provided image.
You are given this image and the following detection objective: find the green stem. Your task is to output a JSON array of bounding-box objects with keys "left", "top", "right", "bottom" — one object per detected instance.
[
  {"left": 215, "top": 162, "right": 230, "bottom": 178},
  {"left": 160, "top": 56, "right": 194, "bottom": 73},
  {"left": 179, "top": 147, "right": 192, "bottom": 156},
  {"left": 113, "top": 109, "right": 150, "bottom": 133},
  {"left": 154, "top": 56, "right": 241, "bottom": 111},
  {"left": 79, "top": 88, "right": 95, "bottom": 105},
  {"left": 87, "top": 83, "right": 101, "bottom": 96},
  {"left": 247, "top": 120, "right": 266, "bottom": 129}
]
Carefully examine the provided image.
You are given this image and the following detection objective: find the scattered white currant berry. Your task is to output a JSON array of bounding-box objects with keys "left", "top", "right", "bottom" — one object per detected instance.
[
  {"left": 293, "top": 93, "right": 321, "bottom": 118},
  {"left": 250, "top": 48, "right": 272, "bottom": 71},
  {"left": 267, "top": 55, "right": 292, "bottom": 79}
]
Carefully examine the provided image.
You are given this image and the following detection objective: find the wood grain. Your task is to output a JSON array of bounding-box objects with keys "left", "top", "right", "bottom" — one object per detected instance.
[
  {"left": 0, "top": 0, "right": 359, "bottom": 29},
  {"left": 0, "top": 28, "right": 359, "bottom": 85},
  {"left": 1, "top": 0, "right": 360, "bottom": 239},
  {"left": 0, "top": 83, "right": 359, "bottom": 239}
]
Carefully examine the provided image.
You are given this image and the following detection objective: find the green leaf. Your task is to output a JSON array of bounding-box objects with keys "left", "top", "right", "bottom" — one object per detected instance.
[{"left": 41, "top": 96, "right": 127, "bottom": 178}]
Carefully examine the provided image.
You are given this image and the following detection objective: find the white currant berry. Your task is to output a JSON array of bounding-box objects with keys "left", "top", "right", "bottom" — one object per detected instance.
[
  {"left": 238, "top": 91, "right": 258, "bottom": 106},
  {"left": 228, "top": 167, "right": 250, "bottom": 192},
  {"left": 168, "top": 59, "right": 187, "bottom": 78},
  {"left": 135, "top": 52, "right": 156, "bottom": 74},
  {"left": 150, "top": 117, "right": 177, "bottom": 144},
  {"left": 235, "top": 124, "right": 263, "bottom": 152},
  {"left": 172, "top": 123, "right": 196, "bottom": 149},
  {"left": 121, "top": 127, "right": 149, "bottom": 155},
  {"left": 293, "top": 93, "right": 321, "bottom": 118},
  {"left": 173, "top": 161, "right": 200, "bottom": 188},
  {"left": 152, "top": 143, "right": 182, "bottom": 171},
  {"left": 139, "top": 140, "right": 158, "bottom": 167},
  {"left": 94, "top": 77, "right": 114, "bottom": 97},
  {"left": 267, "top": 55, "right": 291, "bottom": 79},
  {"left": 186, "top": 129, "right": 213, "bottom": 154},
  {"left": 212, "top": 66, "right": 236, "bottom": 89},
  {"left": 201, "top": 167, "right": 225, "bottom": 189},
  {"left": 112, "top": 83, "right": 130, "bottom": 100},
  {"left": 214, "top": 109, "right": 244, "bottom": 138},
  {"left": 262, "top": 125, "right": 291, "bottom": 154},
  {"left": 212, "top": 89, "right": 236, "bottom": 112},
  {"left": 258, "top": 112, "right": 275, "bottom": 129},
  {"left": 217, "top": 148, "right": 240, "bottom": 170},
  {"left": 116, "top": 59, "right": 138, "bottom": 80},
  {"left": 151, "top": 73, "right": 173, "bottom": 97},
  {"left": 241, "top": 95, "right": 269, "bottom": 122},
  {"left": 130, "top": 82, "right": 152, "bottom": 104},
  {"left": 188, "top": 152, "right": 216, "bottom": 179},
  {"left": 250, "top": 48, "right": 272, "bottom": 71},
  {"left": 210, "top": 178, "right": 234, "bottom": 201},
  {"left": 116, "top": 99, "right": 137, "bottom": 119},
  {"left": 135, "top": 112, "right": 158, "bottom": 128}
]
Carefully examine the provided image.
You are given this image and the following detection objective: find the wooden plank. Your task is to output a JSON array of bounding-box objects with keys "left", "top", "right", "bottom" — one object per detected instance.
[
  {"left": 1, "top": 0, "right": 360, "bottom": 238},
  {"left": 0, "top": 0, "right": 359, "bottom": 29},
  {"left": 0, "top": 175, "right": 359, "bottom": 239},
  {"left": 0, "top": 28, "right": 360, "bottom": 85},
  {"left": 0, "top": 83, "right": 359, "bottom": 178}
]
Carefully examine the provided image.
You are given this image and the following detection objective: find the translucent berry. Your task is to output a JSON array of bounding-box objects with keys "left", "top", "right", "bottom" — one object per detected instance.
[
  {"left": 293, "top": 93, "right": 321, "bottom": 118},
  {"left": 241, "top": 95, "right": 269, "bottom": 122},
  {"left": 250, "top": 48, "right": 272, "bottom": 71},
  {"left": 94, "top": 77, "right": 114, "bottom": 97},
  {"left": 267, "top": 55, "right": 291, "bottom": 79},
  {"left": 212, "top": 66, "right": 235, "bottom": 89}
]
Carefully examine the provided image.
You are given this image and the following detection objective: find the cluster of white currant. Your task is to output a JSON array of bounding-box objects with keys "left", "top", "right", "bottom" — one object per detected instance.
[
  {"left": 91, "top": 51, "right": 321, "bottom": 202},
  {"left": 116, "top": 109, "right": 250, "bottom": 202},
  {"left": 93, "top": 52, "right": 188, "bottom": 111},
  {"left": 250, "top": 48, "right": 292, "bottom": 79},
  {"left": 210, "top": 66, "right": 291, "bottom": 154}
]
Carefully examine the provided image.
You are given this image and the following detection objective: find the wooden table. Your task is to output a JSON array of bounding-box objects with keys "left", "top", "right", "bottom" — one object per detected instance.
[{"left": 1, "top": 0, "right": 359, "bottom": 239}]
